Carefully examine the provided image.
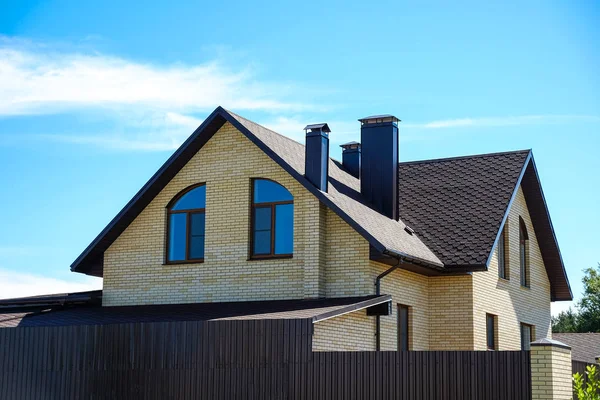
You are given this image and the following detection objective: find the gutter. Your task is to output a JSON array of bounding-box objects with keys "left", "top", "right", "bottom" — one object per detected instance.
[{"left": 374, "top": 257, "right": 403, "bottom": 351}]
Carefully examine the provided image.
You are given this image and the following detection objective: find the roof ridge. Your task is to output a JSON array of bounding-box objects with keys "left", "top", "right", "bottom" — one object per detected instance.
[{"left": 399, "top": 149, "right": 531, "bottom": 166}]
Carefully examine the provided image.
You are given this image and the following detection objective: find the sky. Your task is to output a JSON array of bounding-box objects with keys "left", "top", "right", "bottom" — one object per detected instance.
[{"left": 0, "top": 0, "right": 598, "bottom": 315}]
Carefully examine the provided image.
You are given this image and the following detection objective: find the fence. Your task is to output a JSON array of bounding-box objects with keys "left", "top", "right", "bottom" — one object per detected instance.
[
  {"left": 0, "top": 319, "right": 531, "bottom": 400},
  {"left": 573, "top": 359, "right": 598, "bottom": 398}
]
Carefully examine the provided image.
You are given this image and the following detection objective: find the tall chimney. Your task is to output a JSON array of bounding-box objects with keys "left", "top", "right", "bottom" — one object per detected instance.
[
  {"left": 359, "top": 115, "right": 399, "bottom": 220},
  {"left": 304, "top": 123, "right": 330, "bottom": 192},
  {"left": 340, "top": 142, "right": 361, "bottom": 179}
]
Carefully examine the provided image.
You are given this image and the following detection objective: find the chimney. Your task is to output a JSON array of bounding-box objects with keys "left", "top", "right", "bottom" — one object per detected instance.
[
  {"left": 359, "top": 115, "right": 400, "bottom": 220},
  {"left": 340, "top": 142, "right": 361, "bottom": 179},
  {"left": 304, "top": 123, "right": 330, "bottom": 192}
]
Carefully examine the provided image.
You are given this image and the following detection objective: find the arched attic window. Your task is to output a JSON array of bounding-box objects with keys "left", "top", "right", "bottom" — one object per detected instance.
[
  {"left": 519, "top": 216, "right": 530, "bottom": 287},
  {"left": 250, "top": 179, "right": 294, "bottom": 258},
  {"left": 166, "top": 184, "right": 206, "bottom": 263}
]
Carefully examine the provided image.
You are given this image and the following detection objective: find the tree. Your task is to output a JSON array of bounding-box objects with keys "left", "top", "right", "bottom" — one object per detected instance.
[{"left": 552, "top": 263, "right": 600, "bottom": 333}]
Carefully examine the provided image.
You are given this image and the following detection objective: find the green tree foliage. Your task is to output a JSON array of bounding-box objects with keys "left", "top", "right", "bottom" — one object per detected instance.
[
  {"left": 574, "top": 364, "right": 600, "bottom": 400},
  {"left": 553, "top": 263, "right": 600, "bottom": 333}
]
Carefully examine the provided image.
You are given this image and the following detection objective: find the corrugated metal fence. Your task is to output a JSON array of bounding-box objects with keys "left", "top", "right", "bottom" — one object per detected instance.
[
  {"left": 0, "top": 319, "right": 531, "bottom": 399},
  {"left": 572, "top": 359, "right": 598, "bottom": 398}
]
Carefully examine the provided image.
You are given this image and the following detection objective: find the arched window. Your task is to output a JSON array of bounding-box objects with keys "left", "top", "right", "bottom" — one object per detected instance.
[
  {"left": 251, "top": 179, "right": 293, "bottom": 258},
  {"left": 519, "top": 216, "right": 529, "bottom": 287},
  {"left": 166, "top": 184, "right": 206, "bottom": 263}
]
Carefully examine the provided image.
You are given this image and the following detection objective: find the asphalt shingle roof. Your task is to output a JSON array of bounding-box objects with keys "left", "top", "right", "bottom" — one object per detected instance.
[
  {"left": 553, "top": 333, "right": 600, "bottom": 364},
  {"left": 398, "top": 151, "right": 530, "bottom": 268}
]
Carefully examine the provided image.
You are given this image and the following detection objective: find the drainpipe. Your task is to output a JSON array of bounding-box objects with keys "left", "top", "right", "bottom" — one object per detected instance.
[{"left": 375, "top": 257, "right": 403, "bottom": 351}]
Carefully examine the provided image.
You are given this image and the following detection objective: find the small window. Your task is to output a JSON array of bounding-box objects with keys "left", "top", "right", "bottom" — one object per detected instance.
[
  {"left": 519, "top": 217, "right": 530, "bottom": 287},
  {"left": 398, "top": 304, "right": 410, "bottom": 351},
  {"left": 166, "top": 184, "right": 206, "bottom": 263},
  {"left": 498, "top": 225, "right": 508, "bottom": 279},
  {"left": 521, "top": 323, "right": 534, "bottom": 350},
  {"left": 251, "top": 179, "right": 294, "bottom": 258},
  {"left": 486, "top": 314, "right": 497, "bottom": 350}
]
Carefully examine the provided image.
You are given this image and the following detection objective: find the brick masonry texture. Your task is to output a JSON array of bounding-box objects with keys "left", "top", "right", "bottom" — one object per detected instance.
[
  {"left": 530, "top": 345, "right": 572, "bottom": 400},
  {"left": 103, "top": 122, "right": 554, "bottom": 353},
  {"left": 472, "top": 186, "right": 551, "bottom": 350}
]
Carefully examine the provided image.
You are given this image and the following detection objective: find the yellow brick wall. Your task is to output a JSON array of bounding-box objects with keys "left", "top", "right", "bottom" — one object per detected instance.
[
  {"left": 472, "top": 186, "right": 552, "bottom": 350},
  {"left": 103, "top": 122, "right": 323, "bottom": 306},
  {"left": 530, "top": 344, "right": 572, "bottom": 400},
  {"left": 429, "top": 274, "right": 475, "bottom": 350},
  {"left": 313, "top": 310, "right": 376, "bottom": 351}
]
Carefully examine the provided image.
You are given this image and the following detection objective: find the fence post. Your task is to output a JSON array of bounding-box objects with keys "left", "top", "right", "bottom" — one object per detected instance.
[{"left": 530, "top": 338, "right": 572, "bottom": 400}]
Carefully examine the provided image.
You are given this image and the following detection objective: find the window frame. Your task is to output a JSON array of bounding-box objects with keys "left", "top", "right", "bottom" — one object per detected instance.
[
  {"left": 249, "top": 178, "right": 294, "bottom": 260},
  {"left": 165, "top": 183, "right": 206, "bottom": 265},
  {"left": 397, "top": 304, "right": 410, "bottom": 351},
  {"left": 498, "top": 225, "right": 509, "bottom": 280},
  {"left": 519, "top": 217, "right": 530, "bottom": 288},
  {"left": 520, "top": 322, "right": 534, "bottom": 350},
  {"left": 486, "top": 313, "right": 497, "bottom": 351}
]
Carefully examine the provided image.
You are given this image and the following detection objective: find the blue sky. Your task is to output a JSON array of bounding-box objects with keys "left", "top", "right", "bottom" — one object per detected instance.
[{"left": 0, "top": 0, "right": 598, "bottom": 314}]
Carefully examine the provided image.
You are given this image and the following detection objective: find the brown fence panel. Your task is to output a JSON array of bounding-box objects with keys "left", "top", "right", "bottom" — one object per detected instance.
[
  {"left": 572, "top": 360, "right": 599, "bottom": 399},
  {"left": 0, "top": 320, "right": 531, "bottom": 400}
]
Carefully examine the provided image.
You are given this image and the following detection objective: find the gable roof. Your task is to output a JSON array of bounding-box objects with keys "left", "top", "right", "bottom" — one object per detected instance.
[
  {"left": 70, "top": 107, "right": 441, "bottom": 277},
  {"left": 553, "top": 333, "right": 600, "bottom": 364},
  {"left": 69, "top": 106, "right": 571, "bottom": 300},
  {"left": 398, "top": 150, "right": 571, "bottom": 300}
]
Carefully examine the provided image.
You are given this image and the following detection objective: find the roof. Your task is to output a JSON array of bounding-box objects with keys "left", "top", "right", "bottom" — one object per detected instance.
[
  {"left": 553, "top": 333, "right": 600, "bottom": 363},
  {"left": 0, "top": 295, "right": 390, "bottom": 328},
  {"left": 68, "top": 106, "right": 570, "bottom": 300}
]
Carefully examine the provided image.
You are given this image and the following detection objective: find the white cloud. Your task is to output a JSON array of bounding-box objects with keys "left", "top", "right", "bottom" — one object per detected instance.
[
  {"left": 0, "top": 268, "right": 102, "bottom": 299},
  {"left": 403, "top": 115, "right": 600, "bottom": 130},
  {"left": 0, "top": 38, "right": 310, "bottom": 116}
]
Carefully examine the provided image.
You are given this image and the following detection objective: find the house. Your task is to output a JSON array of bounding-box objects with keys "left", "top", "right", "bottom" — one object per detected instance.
[
  {"left": 0, "top": 106, "right": 572, "bottom": 354},
  {"left": 553, "top": 333, "right": 600, "bottom": 364}
]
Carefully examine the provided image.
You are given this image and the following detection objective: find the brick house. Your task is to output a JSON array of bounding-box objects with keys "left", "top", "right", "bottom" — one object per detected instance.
[{"left": 1, "top": 106, "right": 571, "bottom": 353}]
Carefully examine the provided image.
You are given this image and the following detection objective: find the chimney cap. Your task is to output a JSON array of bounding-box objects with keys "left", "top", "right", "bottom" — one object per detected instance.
[
  {"left": 304, "top": 123, "right": 331, "bottom": 133},
  {"left": 340, "top": 141, "right": 361, "bottom": 150},
  {"left": 358, "top": 115, "right": 400, "bottom": 125}
]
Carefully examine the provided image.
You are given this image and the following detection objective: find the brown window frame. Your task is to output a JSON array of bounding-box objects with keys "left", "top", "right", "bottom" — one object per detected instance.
[
  {"left": 519, "top": 217, "right": 530, "bottom": 288},
  {"left": 249, "top": 179, "right": 294, "bottom": 260},
  {"left": 498, "top": 225, "right": 509, "bottom": 280},
  {"left": 520, "top": 323, "right": 534, "bottom": 350},
  {"left": 398, "top": 304, "right": 410, "bottom": 351},
  {"left": 486, "top": 313, "right": 497, "bottom": 350},
  {"left": 165, "top": 183, "right": 206, "bottom": 265}
]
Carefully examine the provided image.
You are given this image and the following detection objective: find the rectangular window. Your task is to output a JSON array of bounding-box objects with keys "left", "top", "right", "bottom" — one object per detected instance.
[
  {"left": 398, "top": 305, "right": 410, "bottom": 351},
  {"left": 521, "top": 323, "right": 534, "bottom": 350},
  {"left": 498, "top": 227, "right": 507, "bottom": 279},
  {"left": 486, "top": 314, "right": 496, "bottom": 350},
  {"left": 188, "top": 212, "right": 205, "bottom": 259}
]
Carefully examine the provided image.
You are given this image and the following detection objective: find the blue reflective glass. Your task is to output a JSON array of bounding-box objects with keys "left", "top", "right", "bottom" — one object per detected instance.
[
  {"left": 253, "top": 180, "right": 292, "bottom": 203},
  {"left": 254, "top": 231, "right": 271, "bottom": 254},
  {"left": 189, "top": 213, "right": 205, "bottom": 259},
  {"left": 172, "top": 185, "right": 206, "bottom": 210},
  {"left": 254, "top": 207, "right": 271, "bottom": 231},
  {"left": 274, "top": 204, "right": 293, "bottom": 254},
  {"left": 168, "top": 213, "right": 187, "bottom": 261}
]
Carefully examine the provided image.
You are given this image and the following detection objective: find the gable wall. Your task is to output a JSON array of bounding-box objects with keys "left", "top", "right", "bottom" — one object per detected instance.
[
  {"left": 103, "top": 122, "right": 322, "bottom": 306},
  {"left": 472, "top": 185, "right": 552, "bottom": 350}
]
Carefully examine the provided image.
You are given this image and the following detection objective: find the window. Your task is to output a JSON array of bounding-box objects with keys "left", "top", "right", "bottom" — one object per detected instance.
[
  {"left": 498, "top": 225, "right": 508, "bottom": 279},
  {"left": 251, "top": 179, "right": 294, "bottom": 258},
  {"left": 521, "top": 323, "right": 534, "bottom": 350},
  {"left": 398, "top": 304, "right": 410, "bottom": 351},
  {"left": 486, "top": 314, "right": 497, "bottom": 350},
  {"left": 166, "top": 184, "right": 206, "bottom": 263},
  {"left": 519, "top": 217, "right": 530, "bottom": 287}
]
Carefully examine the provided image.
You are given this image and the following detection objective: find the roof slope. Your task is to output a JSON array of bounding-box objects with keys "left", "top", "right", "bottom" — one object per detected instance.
[
  {"left": 398, "top": 151, "right": 530, "bottom": 268},
  {"left": 0, "top": 295, "right": 390, "bottom": 328},
  {"left": 553, "top": 333, "right": 600, "bottom": 363}
]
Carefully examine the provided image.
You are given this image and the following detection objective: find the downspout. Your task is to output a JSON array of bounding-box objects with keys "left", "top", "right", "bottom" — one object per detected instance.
[{"left": 375, "top": 257, "right": 403, "bottom": 351}]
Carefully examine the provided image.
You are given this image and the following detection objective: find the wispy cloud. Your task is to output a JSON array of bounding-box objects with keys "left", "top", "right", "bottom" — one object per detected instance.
[
  {"left": 0, "top": 37, "right": 310, "bottom": 116},
  {"left": 0, "top": 268, "right": 101, "bottom": 299},
  {"left": 403, "top": 115, "right": 600, "bottom": 130}
]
